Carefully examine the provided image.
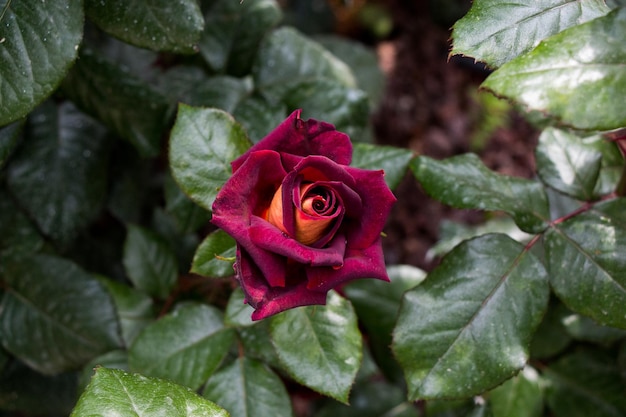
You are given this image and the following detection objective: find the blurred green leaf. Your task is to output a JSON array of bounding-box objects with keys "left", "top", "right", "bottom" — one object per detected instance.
[
  {"left": 412, "top": 154, "right": 550, "bottom": 233},
  {"left": 237, "top": 320, "right": 281, "bottom": 369},
  {"left": 128, "top": 302, "right": 234, "bottom": 390},
  {"left": 535, "top": 128, "right": 603, "bottom": 201},
  {"left": 84, "top": 0, "right": 204, "bottom": 54},
  {"left": 393, "top": 234, "right": 549, "bottom": 400},
  {"left": 62, "top": 49, "right": 170, "bottom": 157},
  {"left": 344, "top": 265, "right": 426, "bottom": 382},
  {"left": 0, "top": 0, "right": 83, "bottom": 125},
  {"left": 0, "top": 187, "right": 44, "bottom": 263},
  {"left": 0, "top": 120, "right": 22, "bottom": 168},
  {"left": 252, "top": 27, "right": 356, "bottom": 103},
  {"left": 545, "top": 198, "right": 626, "bottom": 329},
  {"left": 203, "top": 357, "right": 293, "bottom": 417},
  {"left": 544, "top": 349, "right": 626, "bottom": 417},
  {"left": 200, "top": 0, "right": 282, "bottom": 75},
  {"left": 164, "top": 173, "right": 211, "bottom": 234},
  {"left": 225, "top": 288, "right": 255, "bottom": 328},
  {"left": 488, "top": 367, "right": 543, "bottom": 417},
  {"left": 451, "top": 0, "right": 611, "bottom": 68},
  {"left": 169, "top": 105, "right": 251, "bottom": 211},
  {"left": 191, "top": 230, "right": 236, "bottom": 278},
  {"left": 529, "top": 301, "right": 572, "bottom": 359},
  {"left": 6, "top": 101, "right": 109, "bottom": 244},
  {"left": 71, "top": 367, "right": 229, "bottom": 417},
  {"left": 0, "top": 359, "right": 78, "bottom": 415},
  {"left": 0, "top": 254, "right": 123, "bottom": 374},
  {"left": 232, "top": 95, "right": 287, "bottom": 143},
  {"left": 99, "top": 277, "right": 156, "bottom": 346},
  {"left": 314, "top": 379, "right": 418, "bottom": 417},
  {"left": 482, "top": 8, "right": 626, "bottom": 131},
  {"left": 79, "top": 349, "right": 129, "bottom": 392},
  {"left": 123, "top": 224, "right": 178, "bottom": 299},
  {"left": 351, "top": 143, "right": 413, "bottom": 190},
  {"left": 562, "top": 313, "right": 626, "bottom": 345},
  {"left": 270, "top": 291, "right": 362, "bottom": 403},
  {"left": 315, "top": 35, "right": 385, "bottom": 106}
]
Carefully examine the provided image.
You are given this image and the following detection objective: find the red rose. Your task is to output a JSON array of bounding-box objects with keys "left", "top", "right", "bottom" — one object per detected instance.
[{"left": 211, "top": 110, "right": 396, "bottom": 320}]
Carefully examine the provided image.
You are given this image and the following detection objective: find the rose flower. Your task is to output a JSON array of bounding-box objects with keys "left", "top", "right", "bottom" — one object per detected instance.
[{"left": 211, "top": 110, "right": 396, "bottom": 320}]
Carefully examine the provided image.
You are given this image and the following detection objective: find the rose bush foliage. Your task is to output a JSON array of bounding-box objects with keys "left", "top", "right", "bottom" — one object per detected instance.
[{"left": 211, "top": 110, "right": 395, "bottom": 320}]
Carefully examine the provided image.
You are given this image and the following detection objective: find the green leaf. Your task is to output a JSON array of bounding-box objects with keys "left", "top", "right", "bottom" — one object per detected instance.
[
  {"left": 529, "top": 301, "right": 572, "bottom": 359},
  {"left": 99, "top": 277, "right": 156, "bottom": 346},
  {"left": 128, "top": 302, "right": 235, "bottom": 390},
  {"left": 0, "top": 120, "right": 22, "bottom": 168},
  {"left": 225, "top": 288, "right": 255, "bottom": 328},
  {"left": 62, "top": 49, "right": 170, "bottom": 157},
  {"left": 270, "top": 291, "right": 362, "bottom": 403},
  {"left": 79, "top": 349, "right": 129, "bottom": 392},
  {"left": 164, "top": 173, "right": 211, "bottom": 234},
  {"left": 545, "top": 198, "right": 626, "bottom": 329},
  {"left": 232, "top": 95, "right": 287, "bottom": 143},
  {"left": 314, "top": 34, "right": 386, "bottom": 106},
  {"left": 314, "top": 379, "right": 418, "bottom": 417},
  {"left": 392, "top": 234, "right": 549, "bottom": 400},
  {"left": 203, "top": 357, "right": 293, "bottom": 417},
  {"left": 351, "top": 143, "right": 414, "bottom": 190},
  {"left": 282, "top": 79, "right": 370, "bottom": 140},
  {"left": 123, "top": 224, "right": 178, "bottom": 299},
  {"left": 544, "top": 349, "right": 626, "bottom": 417},
  {"left": 562, "top": 313, "right": 626, "bottom": 346},
  {"left": 0, "top": 187, "right": 44, "bottom": 263},
  {"left": 535, "top": 128, "right": 603, "bottom": 201},
  {"left": 0, "top": 254, "right": 123, "bottom": 374},
  {"left": 411, "top": 154, "right": 550, "bottom": 233},
  {"left": 592, "top": 137, "right": 624, "bottom": 196},
  {"left": 200, "top": 0, "right": 282, "bottom": 75},
  {"left": 71, "top": 367, "right": 229, "bottom": 417},
  {"left": 84, "top": 0, "right": 204, "bottom": 54},
  {"left": 252, "top": 27, "right": 356, "bottom": 102},
  {"left": 237, "top": 320, "right": 281, "bottom": 369},
  {"left": 0, "top": 359, "right": 78, "bottom": 415},
  {"left": 488, "top": 367, "right": 543, "bottom": 417},
  {"left": 169, "top": 105, "right": 251, "bottom": 211},
  {"left": 482, "top": 8, "right": 626, "bottom": 131},
  {"left": 451, "top": 0, "right": 611, "bottom": 68},
  {"left": 0, "top": 0, "right": 83, "bottom": 125},
  {"left": 6, "top": 101, "right": 110, "bottom": 244},
  {"left": 191, "top": 230, "right": 235, "bottom": 278},
  {"left": 344, "top": 265, "right": 426, "bottom": 382}
]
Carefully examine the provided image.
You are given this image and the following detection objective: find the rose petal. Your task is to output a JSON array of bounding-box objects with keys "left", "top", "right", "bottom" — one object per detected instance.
[
  {"left": 250, "top": 281, "right": 328, "bottom": 321},
  {"left": 305, "top": 237, "right": 390, "bottom": 292},
  {"left": 249, "top": 216, "right": 346, "bottom": 267},
  {"left": 231, "top": 109, "right": 352, "bottom": 172}
]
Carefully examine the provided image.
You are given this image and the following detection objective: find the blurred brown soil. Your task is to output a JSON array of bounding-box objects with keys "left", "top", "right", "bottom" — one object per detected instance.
[{"left": 368, "top": 1, "right": 539, "bottom": 271}]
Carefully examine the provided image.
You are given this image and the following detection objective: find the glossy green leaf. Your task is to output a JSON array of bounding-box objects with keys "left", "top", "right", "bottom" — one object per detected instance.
[
  {"left": 71, "top": 367, "right": 229, "bottom": 417},
  {"left": 545, "top": 198, "right": 626, "bottom": 329},
  {"left": 412, "top": 154, "right": 550, "bottom": 233},
  {"left": 0, "top": 254, "right": 122, "bottom": 374},
  {"left": 270, "top": 291, "right": 362, "bottom": 403},
  {"left": 535, "top": 128, "right": 603, "bottom": 201},
  {"left": 282, "top": 79, "right": 369, "bottom": 140},
  {"left": 314, "top": 379, "right": 418, "bottom": 417},
  {"left": 123, "top": 224, "right": 178, "bottom": 299},
  {"left": 203, "top": 357, "right": 293, "bottom": 417},
  {"left": 344, "top": 265, "right": 426, "bottom": 382},
  {"left": 129, "top": 302, "right": 234, "bottom": 390},
  {"left": 544, "top": 349, "right": 626, "bottom": 417},
  {"left": 488, "top": 367, "right": 543, "bottom": 417},
  {"left": 252, "top": 27, "right": 356, "bottom": 102},
  {"left": 225, "top": 288, "right": 255, "bottom": 328},
  {"left": 6, "top": 101, "right": 109, "bottom": 244},
  {"left": 85, "top": 0, "right": 204, "bottom": 54},
  {"left": 0, "top": 120, "right": 22, "bottom": 168},
  {"left": 79, "top": 349, "right": 129, "bottom": 391},
  {"left": 200, "top": 0, "right": 282, "bottom": 75},
  {"left": 62, "top": 49, "right": 170, "bottom": 157},
  {"left": 169, "top": 105, "right": 251, "bottom": 211},
  {"left": 237, "top": 320, "right": 281, "bottom": 369},
  {"left": 164, "top": 173, "right": 211, "bottom": 234},
  {"left": 451, "top": 0, "right": 611, "bottom": 68},
  {"left": 393, "top": 234, "right": 549, "bottom": 400},
  {"left": 352, "top": 143, "right": 414, "bottom": 190},
  {"left": 591, "top": 137, "right": 624, "bottom": 196},
  {"left": 0, "top": 0, "right": 83, "bottom": 125},
  {"left": 482, "top": 8, "right": 626, "bottom": 131},
  {"left": 191, "top": 229, "right": 236, "bottom": 278},
  {"left": 99, "top": 277, "right": 156, "bottom": 346},
  {"left": 0, "top": 359, "right": 78, "bottom": 415}
]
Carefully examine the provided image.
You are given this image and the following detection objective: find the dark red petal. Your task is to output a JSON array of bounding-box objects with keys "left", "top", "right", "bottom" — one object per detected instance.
[{"left": 250, "top": 281, "right": 328, "bottom": 321}]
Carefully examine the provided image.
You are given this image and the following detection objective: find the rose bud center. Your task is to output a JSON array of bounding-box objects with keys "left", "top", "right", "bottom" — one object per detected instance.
[{"left": 266, "top": 183, "right": 340, "bottom": 246}]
